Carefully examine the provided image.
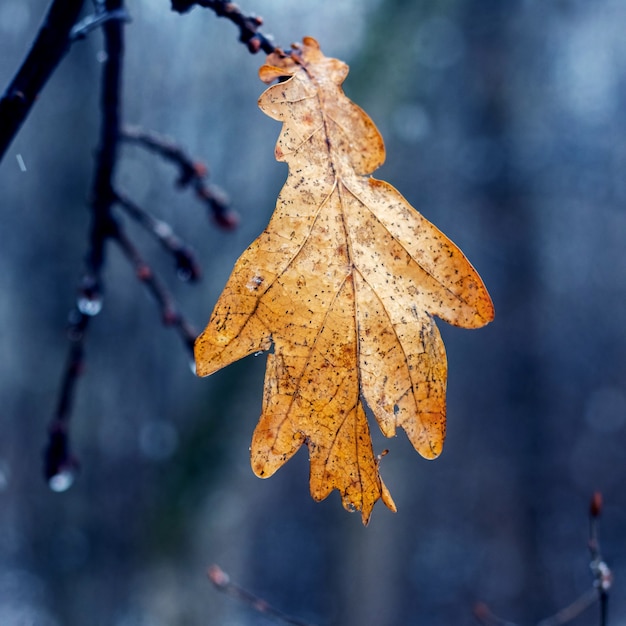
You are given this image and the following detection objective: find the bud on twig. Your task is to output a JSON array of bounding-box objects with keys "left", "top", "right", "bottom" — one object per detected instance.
[{"left": 589, "top": 491, "right": 602, "bottom": 519}]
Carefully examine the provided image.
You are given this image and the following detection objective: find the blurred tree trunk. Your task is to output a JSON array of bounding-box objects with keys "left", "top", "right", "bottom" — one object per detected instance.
[
  {"left": 460, "top": 1, "right": 549, "bottom": 618},
  {"left": 325, "top": 1, "right": 551, "bottom": 623}
]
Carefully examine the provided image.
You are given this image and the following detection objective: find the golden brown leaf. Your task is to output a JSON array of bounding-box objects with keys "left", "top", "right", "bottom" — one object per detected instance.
[{"left": 195, "top": 37, "right": 494, "bottom": 524}]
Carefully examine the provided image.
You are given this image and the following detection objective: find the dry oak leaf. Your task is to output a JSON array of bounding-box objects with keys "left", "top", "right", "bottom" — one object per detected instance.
[{"left": 195, "top": 37, "right": 494, "bottom": 524}]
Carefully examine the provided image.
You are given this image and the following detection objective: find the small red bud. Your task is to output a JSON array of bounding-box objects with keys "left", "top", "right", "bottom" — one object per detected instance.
[
  {"left": 473, "top": 603, "right": 490, "bottom": 622},
  {"left": 163, "top": 309, "right": 179, "bottom": 326},
  {"left": 590, "top": 491, "right": 603, "bottom": 518},
  {"left": 207, "top": 564, "right": 229, "bottom": 587},
  {"left": 136, "top": 264, "right": 152, "bottom": 281},
  {"left": 214, "top": 210, "right": 240, "bottom": 230},
  {"left": 193, "top": 162, "right": 208, "bottom": 178},
  {"left": 247, "top": 37, "right": 262, "bottom": 54}
]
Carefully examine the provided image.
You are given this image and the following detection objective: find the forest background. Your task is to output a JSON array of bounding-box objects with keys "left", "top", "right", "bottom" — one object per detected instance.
[{"left": 1, "top": 1, "right": 625, "bottom": 625}]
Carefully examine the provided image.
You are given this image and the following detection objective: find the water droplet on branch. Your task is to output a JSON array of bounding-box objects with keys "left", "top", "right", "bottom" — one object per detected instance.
[
  {"left": 48, "top": 468, "right": 76, "bottom": 493},
  {"left": 177, "top": 267, "right": 193, "bottom": 282},
  {"left": 77, "top": 294, "right": 103, "bottom": 316}
]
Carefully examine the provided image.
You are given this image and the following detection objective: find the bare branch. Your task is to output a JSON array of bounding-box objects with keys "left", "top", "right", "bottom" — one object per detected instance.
[
  {"left": 170, "top": 0, "right": 279, "bottom": 54},
  {"left": 0, "top": 0, "right": 86, "bottom": 162},
  {"left": 43, "top": 0, "right": 243, "bottom": 484},
  {"left": 44, "top": 0, "right": 127, "bottom": 486}
]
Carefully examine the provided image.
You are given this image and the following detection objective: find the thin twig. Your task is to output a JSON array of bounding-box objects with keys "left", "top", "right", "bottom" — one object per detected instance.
[
  {"left": 207, "top": 565, "right": 318, "bottom": 626},
  {"left": 588, "top": 492, "right": 612, "bottom": 626},
  {"left": 170, "top": 0, "right": 279, "bottom": 54},
  {"left": 474, "top": 493, "right": 612, "bottom": 626},
  {"left": 121, "top": 125, "right": 237, "bottom": 229},
  {"left": 112, "top": 220, "right": 198, "bottom": 353},
  {"left": 536, "top": 588, "right": 598, "bottom": 626},
  {"left": 0, "top": 0, "right": 86, "bottom": 161},
  {"left": 115, "top": 191, "right": 202, "bottom": 282},
  {"left": 43, "top": 308, "right": 87, "bottom": 489}
]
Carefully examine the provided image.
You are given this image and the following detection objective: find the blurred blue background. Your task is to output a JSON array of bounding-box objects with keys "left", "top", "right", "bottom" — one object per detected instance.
[{"left": 1, "top": 1, "right": 626, "bottom": 624}]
